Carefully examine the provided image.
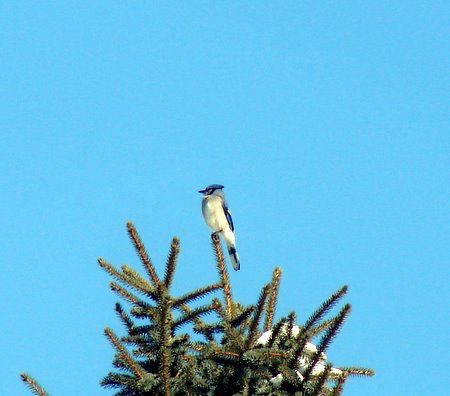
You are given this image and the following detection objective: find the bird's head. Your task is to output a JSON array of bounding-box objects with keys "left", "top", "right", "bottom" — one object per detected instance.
[{"left": 198, "top": 184, "right": 224, "bottom": 196}]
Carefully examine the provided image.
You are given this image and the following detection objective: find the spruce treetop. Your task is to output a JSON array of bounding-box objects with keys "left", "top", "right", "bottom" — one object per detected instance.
[{"left": 21, "top": 222, "right": 374, "bottom": 395}]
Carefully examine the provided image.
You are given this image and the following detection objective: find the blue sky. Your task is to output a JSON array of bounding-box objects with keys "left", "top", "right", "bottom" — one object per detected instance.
[{"left": 1, "top": 2, "right": 449, "bottom": 395}]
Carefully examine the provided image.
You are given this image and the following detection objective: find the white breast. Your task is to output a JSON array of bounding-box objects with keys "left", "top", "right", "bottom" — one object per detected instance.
[{"left": 202, "top": 195, "right": 229, "bottom": 232}]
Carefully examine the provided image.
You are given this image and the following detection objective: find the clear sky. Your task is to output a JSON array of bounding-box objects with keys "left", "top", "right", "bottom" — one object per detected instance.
[{"left": 1, "top": 2, "right": 449, "bottom": 395}]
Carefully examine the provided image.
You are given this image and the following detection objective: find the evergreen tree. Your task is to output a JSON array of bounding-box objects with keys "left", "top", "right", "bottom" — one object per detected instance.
[{"left": 21, "top": 222, "right": 373, "bottom": 395}]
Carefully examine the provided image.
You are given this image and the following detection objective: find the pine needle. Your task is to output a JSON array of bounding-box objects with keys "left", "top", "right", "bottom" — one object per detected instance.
[
  {"left": 104, "top": 327, "right": 146, "bottom": 380},
  {"left": 177, "top": 303, "right": 210, "bottom": 338},
  {"left": 230, "top": 305, "right": 255, "bottom": 328},
  {"left": 126, "top": 222, "right": 159, "bottom": 286},
  {"left": 245, "top": 285, "right": 269, "bottom": 349},
  {"left": 309, "top": 317, "right": 337, "bottom": 337},
  {"left": 164, "top": 237, "right": 180, "bottom": 288},
  {"left": 301, "top": 304, "right": 351, "bottom": 386},
  {"left": 110, "top": 282, "right": 140, "bottom": 305},
  {"left": 264, "top": 267, "right": 282, "bottom": 331},
  {"left": 339, "top": 367, "right": 375, "bottom": 377},
  {"left": 158, "top": 295, "right": 172, "bottom": 396},
  {"left": 286, "top": 312, "right": 296, "bottom": 338},
  {"left": 98, "top": 258, "right": 154, "bottom": 300},
  {"left": 20, "top": 373, "right": 48, "bottom": 396},
  {"left": 98, "top": 258, "right": 129, "bottom": 285},
  {"left": 100, "top": 372, "right": 136, "bottom": 389},
  {"left": 243, "top": 348, "right": 288, "bottom": 363},
  {"left": 172, "top": 304, "right": 217, "bottom": 331},
  {"left": 311, "top": 362, "right": 332, "bottom": 394},
  {"left": 303, "top": 285, "right": 348, "bottom": 331},
  {"left": 267, "top": 316, "right": 289, "bottom": 347},
  {"left": 173, "top": 283, "right": 222, "bottom": 307},
  {"left": 115, "top": 303, "right": 134, "bottom": 330},
  {"left": 211, "top": 233, "right": 233, "bottom": 318},
  {"left": 212, "top": 348, "right": 241, "bottom": 363},
  {"left": 121, "top": 265, "right": 157, "bottom": 298}
]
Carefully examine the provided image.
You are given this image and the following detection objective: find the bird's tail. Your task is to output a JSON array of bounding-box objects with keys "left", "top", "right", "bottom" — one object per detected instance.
[{"left": 227, "top": 245, "right": 240, "bottom": 271}]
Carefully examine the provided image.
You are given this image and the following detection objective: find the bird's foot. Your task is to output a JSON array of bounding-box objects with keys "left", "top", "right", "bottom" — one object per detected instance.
[{"left": 211, "top": 232, "right": 221, "bottom": 242}]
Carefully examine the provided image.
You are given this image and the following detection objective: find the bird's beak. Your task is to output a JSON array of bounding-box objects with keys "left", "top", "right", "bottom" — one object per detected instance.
[{"left": 198, "top": 189, "right": 206, "bottom": 194}]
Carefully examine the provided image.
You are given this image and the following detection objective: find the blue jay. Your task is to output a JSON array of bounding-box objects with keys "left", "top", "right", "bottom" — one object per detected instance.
[{"left": 198, "top": 184, "right": 240, "bottom": 270}]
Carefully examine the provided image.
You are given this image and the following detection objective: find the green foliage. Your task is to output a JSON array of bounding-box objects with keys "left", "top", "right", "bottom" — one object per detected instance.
[
  {"left": 21, "top": 222, "right": 374, "bottom": 395},
  {"left": 98, "top": 223, "right": 373, "bottom": 395},
  {"left": 20, "top": 373, "right": 48, "bottom": 396}
]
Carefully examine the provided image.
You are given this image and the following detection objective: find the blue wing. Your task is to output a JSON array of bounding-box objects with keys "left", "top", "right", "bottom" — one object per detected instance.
[{"left": 222, "top": 203, "right": 234, "bottom": 232}]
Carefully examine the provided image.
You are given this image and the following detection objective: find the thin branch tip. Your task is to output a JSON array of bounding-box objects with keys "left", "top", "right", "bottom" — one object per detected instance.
[{"left": 20, "top": 373, "right": 48, "bottom": 396}]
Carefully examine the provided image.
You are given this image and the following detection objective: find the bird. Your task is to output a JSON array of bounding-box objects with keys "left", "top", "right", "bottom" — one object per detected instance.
[{"left": 198, "top": 184, "right": 240, "bottom": 270}]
